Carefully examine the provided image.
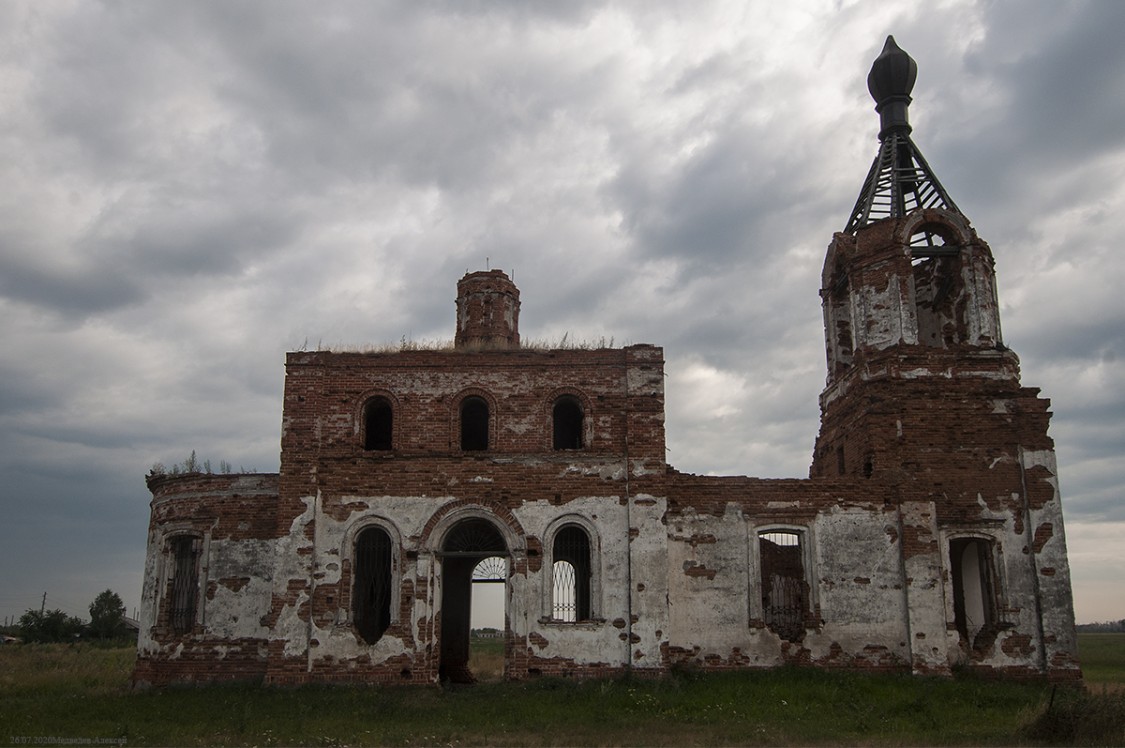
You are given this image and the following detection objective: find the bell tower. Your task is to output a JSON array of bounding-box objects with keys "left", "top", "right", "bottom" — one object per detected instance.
[
  {"left": 813, "top": 36, "right": 1019, "bottom": 480},
  {"left": 810, "top": 37, "right": 1079, "bottom": 678}
]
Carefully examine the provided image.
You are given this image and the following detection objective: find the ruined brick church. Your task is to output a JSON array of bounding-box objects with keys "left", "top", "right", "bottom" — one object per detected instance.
[{"left": 134, "top": 38, "right": 1080, "bottom": 686}]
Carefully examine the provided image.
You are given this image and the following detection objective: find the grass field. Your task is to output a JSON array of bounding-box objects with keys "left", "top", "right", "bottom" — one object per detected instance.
[{"left": 0, "top": 634, "right": 1121, "bottom": 746}]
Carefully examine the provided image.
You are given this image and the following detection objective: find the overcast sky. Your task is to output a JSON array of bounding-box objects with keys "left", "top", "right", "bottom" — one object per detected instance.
[{"left": 2, "top": 1, "right": 1122, "bottom": 628}]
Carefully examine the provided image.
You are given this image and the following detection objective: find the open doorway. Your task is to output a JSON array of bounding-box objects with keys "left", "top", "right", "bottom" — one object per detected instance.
[
  {"left": 950, "top": 537, "right": 999, "bottom": 652},
  {"left": 439, "top": 518, "right": 508, "bottom": 684},
  {"left": 470, "top": 556, "right": 506, "bottom": 681}
]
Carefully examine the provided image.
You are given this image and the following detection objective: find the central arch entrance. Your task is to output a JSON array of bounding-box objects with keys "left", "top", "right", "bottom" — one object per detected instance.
[{"left": 439, "top": 517, "right": 508, "bottom": 683}]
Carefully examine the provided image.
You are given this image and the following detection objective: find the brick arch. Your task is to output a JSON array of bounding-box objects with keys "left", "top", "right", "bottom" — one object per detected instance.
[
  {"left": 354, "top": 389, "right": 401, "bottom": 453},
  {"left": 419, "top": 500, "right": 527, "bottom": 556},
  {"left": 544, "top": 387, "right": 592, "bottom": 450},
  {"left": 449, "top": 387, "right": 499, "bottom": 452},
  {"left": 893, "top": 208, "right": 974, "bottom": 249}
]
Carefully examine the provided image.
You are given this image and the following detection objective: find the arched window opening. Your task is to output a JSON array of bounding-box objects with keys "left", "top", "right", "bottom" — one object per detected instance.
[
  {"left": 909, "top": 225, "right": 966, "bottom": 347},
  {"left": 168, "top": 535, "right": 201, "bottom": 635},
  {"left": 353, "top": 527, "right": 393, "bottom": 645},
  {"left": 552, "top": 525, "right": 591, "bottom": 622},
  {"left": 472, "top": 555, "right": 507, "bottom": 583},
  {"left": 950, "top": 537, "right": 998, "bottom": 651},
  {"left": 552, "top": 396, "right": 584, "bottom": 450},
  {"left": 908, "top": 222, "right": 957, "bottom": 255},
  {"left": 460, "top": 396, "right": 489, "bottom": 451},
  {"left": 444, "top": 518, "right": 507, "bottom": 555},
  {"left": 363, "top": 397, "right": 393, "bottom": 451},
  {"left": 759, "top": 530, "right": 808, "bottom": 642}
]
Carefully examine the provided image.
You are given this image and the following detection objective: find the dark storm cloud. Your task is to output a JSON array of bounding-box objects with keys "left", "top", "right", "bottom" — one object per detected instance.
[{"left": 0, "top": 254, "right": 143, "bottom": 319}]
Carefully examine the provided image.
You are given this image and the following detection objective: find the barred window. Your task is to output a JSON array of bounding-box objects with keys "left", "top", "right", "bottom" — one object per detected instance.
[
  {"left": 758, "top": 530, "right": 808, "bottom": 642},
  {"left": 552, "top": 525, "right": 591, "bottom": 622},
  {"left": 168, "top": 536, "right": 201, "bottom": 635},
  {"left": 353, "top": 527, "right": 393, "bottom": 644}
]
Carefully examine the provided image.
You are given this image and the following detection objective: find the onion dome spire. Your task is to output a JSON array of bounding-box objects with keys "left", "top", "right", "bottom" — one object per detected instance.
[{"left": 844, "top": 36, "right": 961, "bottom": 235}]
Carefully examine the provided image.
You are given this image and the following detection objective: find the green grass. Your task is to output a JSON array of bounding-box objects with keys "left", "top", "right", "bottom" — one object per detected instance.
[
  {"left": 1, "top": 635, "right": 1122, "bottom": 746},
  {"left": 1078, "top": 632, "right": 1125, "bottom": 686}
]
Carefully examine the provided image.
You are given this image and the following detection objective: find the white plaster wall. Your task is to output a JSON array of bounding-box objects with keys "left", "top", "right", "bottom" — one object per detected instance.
[
  {"left": 803, "top": 505, "right": 910, "bottom": 663},
  {"left": 856, "top": 274, "right": 910, "bottom": 350},
  {"left": 136, "top": 526, "right": 163, "bottom": 654},
  {"left": 305, "top": 494, "right": 453, "bottom": 667},
  {"left": 628, "top": 495, "right": 671, "bottom": 668},
  {"left": 202, "top": 538, "right": 277, "bottom": 640},
  {"left": 513, "top": 494, "right": 636, "bottom": 668},
  {"left": 1019, "top": 448, "right": 1079, "bottom": 674},
  {"left": 665, "top": 505, "right": 751, "bottom": 658}
]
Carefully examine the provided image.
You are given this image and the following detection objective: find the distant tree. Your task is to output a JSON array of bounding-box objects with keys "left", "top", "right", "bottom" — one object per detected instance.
[
  {"left": 87, "top": 589, "right": 127, "bottom": 640},
  {"left": 18, "top": 609, "right": 84, "bottom": 643}
]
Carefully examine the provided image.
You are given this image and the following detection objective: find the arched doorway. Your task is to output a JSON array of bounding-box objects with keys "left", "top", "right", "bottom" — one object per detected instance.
[{"left": 439, "top": 517, "right": 508, "bottom": 683}]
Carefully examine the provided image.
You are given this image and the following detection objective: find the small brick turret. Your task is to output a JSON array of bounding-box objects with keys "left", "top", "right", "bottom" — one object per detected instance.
[{"left": 455, "top": 270, "right": 520, "bottom": 349}]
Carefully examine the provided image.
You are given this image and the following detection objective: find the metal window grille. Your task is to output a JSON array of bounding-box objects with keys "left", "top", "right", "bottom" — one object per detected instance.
[
  {"left": 759, "top": 531, "right": 807, "bottom": 642},
  {"left": 552, "top": 561, "right": 577, "bottom": 621},
  {"left": 472, "top": 556, "right": 507, "bottom": 583},
  {"left": 443, "top": 519, "right": 506, "bottom": 554},
  {"left": 169, "top": 536, "right": 201, "bottom": 635},
  {"left": 552, "top": 526, "right": 591, "bottom": 622},
  {"left": 354, "top": 527, "right": 393, "bottom": 644}
]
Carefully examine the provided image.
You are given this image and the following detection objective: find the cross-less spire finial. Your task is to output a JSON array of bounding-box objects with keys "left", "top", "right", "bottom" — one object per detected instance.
[
  {"left": 843, "top": 36, "right": 961, "bottom": 235},
  {"left": 868, "top": 36, "right": 917, "bottom": 138}
]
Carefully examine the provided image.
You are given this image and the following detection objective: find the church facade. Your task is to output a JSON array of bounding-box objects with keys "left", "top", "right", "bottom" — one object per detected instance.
[{"left": 133, "top": 38, "right": 1080, "bottom": 687}]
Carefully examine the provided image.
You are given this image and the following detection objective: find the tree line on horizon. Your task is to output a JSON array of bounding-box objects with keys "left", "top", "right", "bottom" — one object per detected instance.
[
  {"left": 1075, "top": 619, "right": 1125, "bottom": 633},
  {"left": 5, "top": 589, "right": 133, "bottom": 644}
]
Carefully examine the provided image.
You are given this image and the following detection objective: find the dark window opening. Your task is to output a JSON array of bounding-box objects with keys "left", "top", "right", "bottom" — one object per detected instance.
[
  {"left": 443, "top": 518, "right": 507, "bottom": 555},
  {"left": 363, "top": 397, "right": 393, "bottom": 451},
  {"left": 950, "top": 537, "right": 998, "bottom": 650},
  {"left": 552, "top": 526, "right": 591, "bottom": 622},
  {"left": 169, "top": 536, "right": 201, "bottom": 635},
  {"left": 829, "top": 263, "right": 854, "bottom": 372},
  {"left": 759, "top": 531, "right": 808, "bottom": 642},
  {"left": 460, "top": 396, "right": 489, "bottom": 451},
  {"left": 910, "top": 227, "right": 966, "bottom": 347},
  {"left": 552, "top": 396, "right": 584, "bottom": 450},
  {"left": 353, "top": 527, "right": 393, "bottom": 645},
  {"left": 836, "top": 446, "right": 846, "bottom": 476}
]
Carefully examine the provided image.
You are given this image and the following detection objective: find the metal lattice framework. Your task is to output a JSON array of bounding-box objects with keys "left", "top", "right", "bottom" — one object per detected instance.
[
  {"left": 472, "top": 556, "right": 507, "bottom": 582},
  {"left": 442, "top": 518, "right": 507, "bottom": 556},
  {"left": 844, "top": 130, "right": 960, "bottom": 235},
  {"left": 844, "top": 36, "right": 963, "bottom": 247}
]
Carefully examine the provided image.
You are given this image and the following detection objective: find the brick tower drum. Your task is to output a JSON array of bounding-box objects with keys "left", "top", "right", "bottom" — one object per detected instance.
[{"left": 455, "top": 269, "right": 520, "bottom": 349}]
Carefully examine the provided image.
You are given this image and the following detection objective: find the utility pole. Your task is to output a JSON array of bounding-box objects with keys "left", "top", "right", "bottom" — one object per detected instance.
[{"left": 41, "top": 592, "right": 47, "bottom": 614}]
